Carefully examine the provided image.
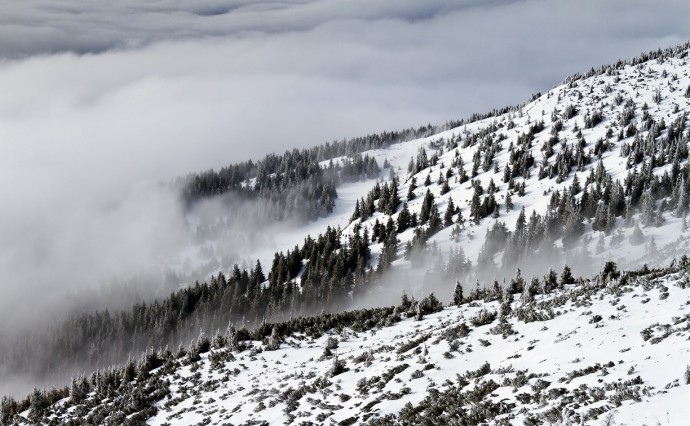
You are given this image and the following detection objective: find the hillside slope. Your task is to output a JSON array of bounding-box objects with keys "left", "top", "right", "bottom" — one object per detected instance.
[
  {"left": 342, "top": 42, "right": 690, "bottom": 289},
  {"left": 5, "top": 263, "right": 689, "bottom": 425},
  {"left": 175, "top": 42, "right": 690, "bottom": 291},
  {"left": 2, "top": 43, "right": 690, "bottom": 423},
  {"left": 177, "top": 41, "right": 690, "bottom": 309}
]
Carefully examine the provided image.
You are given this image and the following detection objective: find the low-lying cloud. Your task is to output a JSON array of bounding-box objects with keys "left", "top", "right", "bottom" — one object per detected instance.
[{"left": 0, "top": 0, "right": 687, "bottom": 344}]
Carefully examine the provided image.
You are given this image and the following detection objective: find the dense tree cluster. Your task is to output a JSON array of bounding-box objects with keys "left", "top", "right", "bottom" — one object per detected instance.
[
  {"left": 179, "top": 104, "right": 528, "bottom": 224},
  {"left": 350, "top": 178, "right": 401, "bottom": 222},
  {"left": 562, "top": 42, "right": 690, "bottom": 85},
  {"left": 0, "top": 221, "right": 375, "bottom": 386},
  {"left": 0, "top": 295, "right": 443, "bottom": 425},
  {"left": 3, "top": 43, "right": 690, "bottom": 419},
  {"left": 181, "top": 149, "right": 340, "bottom": 223},
  {"left": 4, "top": 258, "right": 687, "bottom": 425}
]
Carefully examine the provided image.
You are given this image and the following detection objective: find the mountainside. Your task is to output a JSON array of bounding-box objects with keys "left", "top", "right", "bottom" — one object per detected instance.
[
  {"left": 347, "top": 42, "right": 690, "bottom": 281},
  {"left": 4, "top": 263, "right": 689, "bottom": 425},
  {"left": 177, "top": 41, "right": 690, "bottom": 287},
  {"left": 2, "top": 43, "right": 690, "bottom": 424}
]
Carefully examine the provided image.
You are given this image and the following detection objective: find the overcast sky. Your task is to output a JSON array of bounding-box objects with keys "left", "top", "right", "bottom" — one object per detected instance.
[{"left": 0, "top": 0, "right": 687, "bottom": 332}]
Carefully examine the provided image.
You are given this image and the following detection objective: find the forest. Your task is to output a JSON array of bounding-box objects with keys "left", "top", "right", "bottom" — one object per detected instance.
[{"left": 1, "top": 43, "right": 689, "bottom": 421}]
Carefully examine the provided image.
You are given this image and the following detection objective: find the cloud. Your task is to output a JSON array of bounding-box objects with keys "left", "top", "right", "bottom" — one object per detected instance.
[
  {"left": 0, "top": 0, "right": 686, "bottom": 334},
  {"left": 0, "top": 1, "right": 503, "bottom": 59}
]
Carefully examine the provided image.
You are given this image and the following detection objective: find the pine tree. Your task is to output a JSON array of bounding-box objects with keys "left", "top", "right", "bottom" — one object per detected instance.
[
  {"left": 444, "top": 198, "right": 456, "bottom": 227},
  {"left": 676, "top": 177, "right": 687, "bottom": 218},
  {"left": 505, "top": 268, "right": 523, "bottom": 294},
  {"left": 410, "top": 212, "right": 418, "bottom": 228},
  {"left": 592, "top": 203, "right": 607, "bottom": 232},
  {"left": 502, "top": 164, "right": 511, "bottom": 183},
  {"left": 266, "top": 326, "right": 281, "bottom": 351},
  {"left": 253, "top": 260, "right": 266, "bottom": 284},
  {"left": 397, "top": 202, "right": 411, "bottom": 233},
  {"left": 28, "top": 388, "right": 46, "bottom": 423},
  {"left": 560, "top": 264, "right": 575, "bottom": 286},
  {"left": 351, "top": 199, "right": 361, "bottom": 221},
  {"left": 69, "top": 377, "right": 86, "bottom": 403},
  {"left": 571, "top": 173, "right": 581, "bottom": 194},
  {"left": 624, "top": 199, "right": 634, "bottom": 227},
  {"left": 407, "top": 185, "right": 415, "bottom": 201},
  {"left": 456, "top": 209, "right": 465, "bottom": 226},
  {"left": 419, "top": 190, "right": 435, "bottom": 224},
  {"left": 515, "top": 207, "right": 526, "bottom": 236},
  {"left": 641, "top": 189, "right": 656, "bottom": 226},
  {"left": 453, "top": 281, "right": 464, "bottom": 306},
  {"left": 427, "top": 204, "right": 442, "bottom": 235},
  {"left": 470, "top": 185, "right": 482, "bottom": 224},
  {"left": 1, "top": 396, "right": 17, "bottom": 425},
  {"left": 377, "top": 232, "right": 398, "bottom": 273},
  {"left": 440, "top": 180, "right": 450, "bottom": 195},
  {"left": 505, "top": 191, "right": 513, "bottom": 212},
  {"left": 543, "top": 269, "right": 558, "bottom": 293}
]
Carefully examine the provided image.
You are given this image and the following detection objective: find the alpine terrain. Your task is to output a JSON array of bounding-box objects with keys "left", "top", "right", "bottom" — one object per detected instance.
[{"left": 1, "top": 42, "right": 690, "bottom": 426}]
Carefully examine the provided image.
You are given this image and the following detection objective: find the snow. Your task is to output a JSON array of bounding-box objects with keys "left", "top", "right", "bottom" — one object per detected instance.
[
  {"left": 337, "top": 49, "right": 690, "bottom": 290},
  {"left": 8, "top": 44, "right": 690, "bottom": 426},
  {"left": 128, "top": 268, "right": 689, "bottom": 425},
  {"left": 168, "top": 48, "right": 690, "bottom": 297}
]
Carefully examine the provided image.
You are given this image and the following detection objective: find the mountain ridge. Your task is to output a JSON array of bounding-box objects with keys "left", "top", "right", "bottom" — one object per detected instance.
[{"left": 2, "top": 41, "right": 690, "bottom": 424}]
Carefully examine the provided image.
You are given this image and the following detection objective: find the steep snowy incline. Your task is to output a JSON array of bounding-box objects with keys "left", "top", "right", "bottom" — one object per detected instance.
[
  {"left": 13, "top": 264, "right": 690, "bottom": 425},
  {"left": 339, "top": 42, "right": 690, "bottom": 294},
  {"left": 169, "top": 43, "right": 690, "bottom": 297},
  {"left": 3, "top": 43, "right": 690, "bottom": 426}
]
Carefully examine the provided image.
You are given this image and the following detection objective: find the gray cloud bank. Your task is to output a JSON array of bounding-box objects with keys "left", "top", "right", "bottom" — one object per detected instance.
[
  {"left": 0, "top": 0, "right": 510, "bottom": 59},
  {"left": 0, "top": 0, "right": 686, "bottom": 335}
]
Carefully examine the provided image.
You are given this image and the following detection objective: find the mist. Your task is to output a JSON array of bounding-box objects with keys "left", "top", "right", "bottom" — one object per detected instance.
[
  {"left": 0, "top": 0, "right": 687, "bottom": 398},
  {"left": 351, "top": 228, "right": 651, "bottom": 314}
]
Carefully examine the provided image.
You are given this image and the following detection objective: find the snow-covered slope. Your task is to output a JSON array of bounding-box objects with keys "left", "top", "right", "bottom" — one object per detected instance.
[
  {"left": 3, "top": 43, "right": 690, "bottom": 426},
  {"left": 171, "top": 42, "right": 690, "bottom": 297},
  {"left": 13, "top": 264, "right": 690, "bottom": 425},
  {"left": 339, "top": 43, "right": 690, "bottom": 290}
]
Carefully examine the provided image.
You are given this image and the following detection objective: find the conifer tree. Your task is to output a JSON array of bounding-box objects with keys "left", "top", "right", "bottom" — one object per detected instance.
[
  {"left": 456, "top": 209, "right": 465, "bottom": 226},
  {"left": 453, "top": 281, "right": 464, "bottom": 306},
  {"left": 560, "top": 265, "right": 575, "bottom": 286},
  {"left": 502, "top": 164, "right": 511, "bottom": 183},
  {"left": 397, "top": 202, "right": 411, "bottom": 233},
  {"left": 419, "top": 190, "right": 435, "bottom": 224},
  {"left": 470, "top": 185, "right": 482, "bottom": 224},
  {"left": 640, "top": 189, "right": 656, "bottom": 226},
  {"left": 28, "top": 389, "right": 46, "bottom": 423},
  {"left": 444, "top": 198, "right": 456, "bottom": 227},
  {"left": 676, "top": 177, "right": 687, "bottom": 218},
  {"left": 377, "top": 232, "right": 399, "bottom": 273},
  {"left": 407, "top": 185, "right": 415, "bottom": 201},
  {"left": 440, "top": 180, "right": 450, "bottom": 195},
  {"left": 427, "top": 204, "right": 442, "bottom": 235}
]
